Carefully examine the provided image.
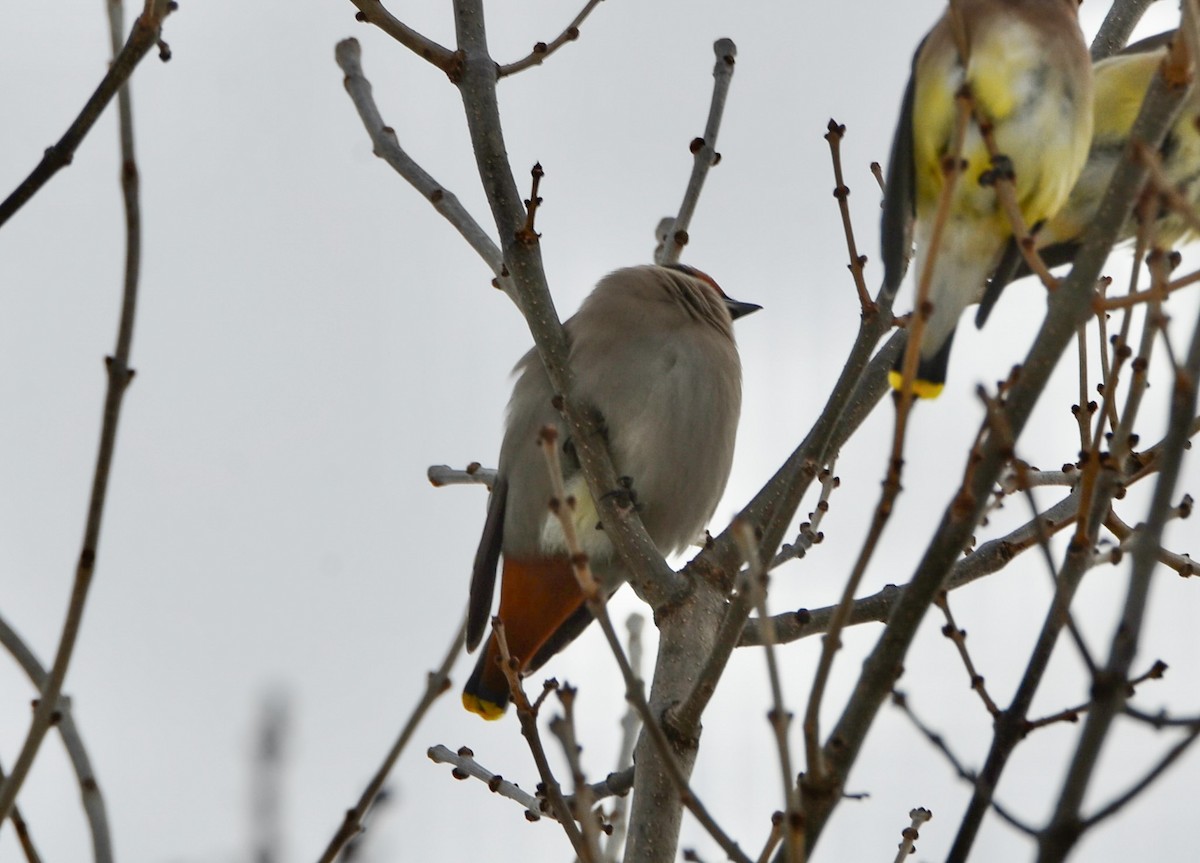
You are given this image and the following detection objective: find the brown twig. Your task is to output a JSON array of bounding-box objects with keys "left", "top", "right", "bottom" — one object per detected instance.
[
  {"left": 0, "top": 0, "right": 173, "bottom": 229},
  {"left": 734, "top": 522, "right": 803, "bottom": 863},
  {"left": 0, "top": 760, "right": 43, "bottom": 863},
  {"left": 1041, "top": 220, "right": 1200, "bottom": 855},
  {"left": 498, "top": 0, "right": 606, "bottom": 77},
  {"left": 869, "top": 161, "right": 886, "bottom": 196},
  {"left": 516, "top": 162, "right": 545, "bottom": 246},
  {"left": 490, "top": 619, "right": 588, "bottom": 856},
  {"left": 803, "top": 96, "right": 969, "bottom": 774},
  {"left": 1081, "top": 721, "right": 1200, "bottom": 828},
  {"left": 935, "top": 593, "right": 1001, "bottom": 717},
  {"left": 755, "top": 813, "right": 784, "bottom": 863},
  {"left": 825, "top": 120, "right": 873, "bottom": 312},
  {"left": 549, "top": 688, "right": 605, "bottom": 861},
  {"left": 890, "top": 692, "right": 1035, "bottom": 837},
  {"left": 1026, "top": 660, "right": 1168, "bottom": 730},
  {"left": 801, "top": 55, "right": 1190, "bottom": 851},
  {"left": 0, "top": 0, "right": 163, "bottom": 820}
]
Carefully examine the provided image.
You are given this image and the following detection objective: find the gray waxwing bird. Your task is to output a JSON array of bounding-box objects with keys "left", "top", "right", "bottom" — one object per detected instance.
[
  {"left": 463, "top": 264, "right": 759, "bottom": 719},
  {"left": 882, "top": 0, "right": 1093, "bottom": 398},
  {"left": 977, "top": 30, "right": 1200, "bottom": 326}
]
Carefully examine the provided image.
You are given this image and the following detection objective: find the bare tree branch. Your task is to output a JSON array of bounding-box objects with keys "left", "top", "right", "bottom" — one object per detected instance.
[
  {"left": 0, "top": 0, "right": 173, "bottom": 229},
  {"left": 655, "top": 38, "right": 738, "bottom": 266},
  {"left": 427, "top": 463, "right": 498, "bottom": 489},
  {"left": 1091, "top": 0, "right": 1159, "bottom": 61},
  {"left": 1081, "top": 722, "right": 1200, "bottom": 829},
  {"left": 797, "top": 37, "right": 1193, "bottom": 855},
  {"left": 427, "top": 743, "right": 544, "bottom": 820},
  {"left": 498, "top": 0, "right": 606, "bottom": 77},
  {"left": 1041, "top": 136, "right": 1200, "bottom": 863},
  {"left": 733, "top": 523, "right": 801, "bottom": 863},
  {"left": 335, "top": 39, "right": 515, "bottom": 299},
  {"left": 0, "top": 613, "right": 113, "bottom": 863},
  {"left": 603, "top": 614, "right": 644, "bottom": 862},
  {"left": 0, "top": 758, "right": 43, "bottom": 863},
  {"left": 0, "top": 0, "right": 166, "bottom": 821},
  {"left": 891, "top": 806, "right": 933, "bottom": 863}
]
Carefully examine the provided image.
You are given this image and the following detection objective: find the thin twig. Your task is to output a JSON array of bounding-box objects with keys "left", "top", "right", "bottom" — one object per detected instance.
[
  {"left": 316, "top": 619, "right": 467, "bottom": 863},
  {"left": 1041, "top": 178, "right": 1200, "bottom": 862},
  {"left": 498, "top": 0, "right": 605, "bottom": 77},
  {"left": 803, "top": 90, "right": 968, "bottom": 774},
  {"left": 0, "top": 0, "right": 161, "bottom": 820},
  {"left": 489, "top": 619, "right": 588, "bottom": 856},
  {"left": 0, "top": 0, "right": 173, "bottom": 229},
  {"left": 891, "top": 692, "right": 1035, "bottom": 837},
  {"left": 428, "top": 744, "right": 544, "bottom": 820},
  {"left": 603, "top": 614, "right": 645, "bottom": 863},
  {"left": 800, "top": 43, "right": 1191, "bottom": 852},
  {"left": 1082, "top": 722, "right": 1200, "bottom": 828},
  {"left": 0, "top": 611, "right": 112, "bottom": 863},
  {"left": 1104, "top": 509, "right": 1196, "bottom": 575},
  {"left": 656, "top": 38, "right": 738, "bottom": 265},
  {"left": 0, "top": 759, "right": 43, "bottom": 863},
  {"left": 891, "top": 807, "right": 932, "bottom": 863},
  {"left": 743, "top": 491, "right": 1083, "bottom": 648},
  {"left": 734, "top": 522, "right": 803, "bottom": 863},
  {"left": 549, "top": 689, "right": 605, "bottom": 861},
  {"left": 755, "top": 813, "right": 784, "bottom": 863},
  {"left": 825, "top": 120, "right": 873, "bottom": 312},
  {"left": 427, "top": 463, "right": 498, "bottom": 489},
  {"left": 935, "top": 593, "right": 1001, "bottom": 717},
  {"left": 767, "top": 465, "right": 838, "bottom": 571}
]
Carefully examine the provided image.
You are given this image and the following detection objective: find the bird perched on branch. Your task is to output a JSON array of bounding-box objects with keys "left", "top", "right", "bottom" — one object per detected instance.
[
  {"left": 882, "top": 0, "right": 1093, "bottom": 398},
  {"left": 977, "top": 30, "right": 1200, "bottom": 326},
  {"left": 462, "top": 264, "right": 759, "bottom": 719}
]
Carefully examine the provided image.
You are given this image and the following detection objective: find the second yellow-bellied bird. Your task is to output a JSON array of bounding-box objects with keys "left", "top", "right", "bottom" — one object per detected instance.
[
  {"left": 977, "top": 30, "right": 1200, "bottom": 326},
  {"left": 462, "top": 264, "right": 759, "bottom": 720},
  {"left": 882, "top": 0, "right": 1094, "bottom": 398}
]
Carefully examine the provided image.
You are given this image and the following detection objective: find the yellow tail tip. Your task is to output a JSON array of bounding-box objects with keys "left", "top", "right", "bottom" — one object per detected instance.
[
  {"left": 462, "top": 692, "right": 506, "bottom": 720},
  {"left": 887, "top": 369, "right": 944, "bottom": 400}
]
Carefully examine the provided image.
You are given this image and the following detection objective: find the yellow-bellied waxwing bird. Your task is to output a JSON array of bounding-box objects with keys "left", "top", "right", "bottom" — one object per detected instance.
[
  {"left": 882, "top": 0, "right": 1093, "bottom": 398},
  {"left": 977, "top": 30, "right": 1200, "bottom": 326},
  {"left": 462, "top": 264, "right": 759, "bottom": 719}
]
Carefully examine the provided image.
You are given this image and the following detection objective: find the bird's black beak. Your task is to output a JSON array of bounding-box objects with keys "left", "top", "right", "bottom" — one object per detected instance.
[{"left": 724, "top": 297, "right": 762, "bottom": 320}]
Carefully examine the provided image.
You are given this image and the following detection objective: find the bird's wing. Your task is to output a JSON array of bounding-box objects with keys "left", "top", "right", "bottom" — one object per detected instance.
[
  {"left": 466, "top": 473, "right": 508, "bottom": 651},
  {"left": 881, "top": 40, "right": 923, "bottom": 297},
  {"left": 976, "top": 239, "right": 1081, "bottom": 327}
]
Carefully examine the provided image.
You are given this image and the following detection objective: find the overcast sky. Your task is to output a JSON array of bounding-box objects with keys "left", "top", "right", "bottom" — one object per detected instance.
[{"left": 2, "top": 1, "right": 1198, "bottom": 861}]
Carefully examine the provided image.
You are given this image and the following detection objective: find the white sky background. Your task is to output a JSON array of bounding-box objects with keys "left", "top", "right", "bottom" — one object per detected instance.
[{"left": 2, "top": 1, "right": 1198, "bottom": 861}]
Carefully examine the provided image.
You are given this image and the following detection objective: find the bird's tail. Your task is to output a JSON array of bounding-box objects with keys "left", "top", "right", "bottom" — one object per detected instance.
[
  {"left": 462, "top": 556, "right": 586, "bottom": 720},
  {"left": 888, "top": 328, "right": 956, "bottom": 399}
]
